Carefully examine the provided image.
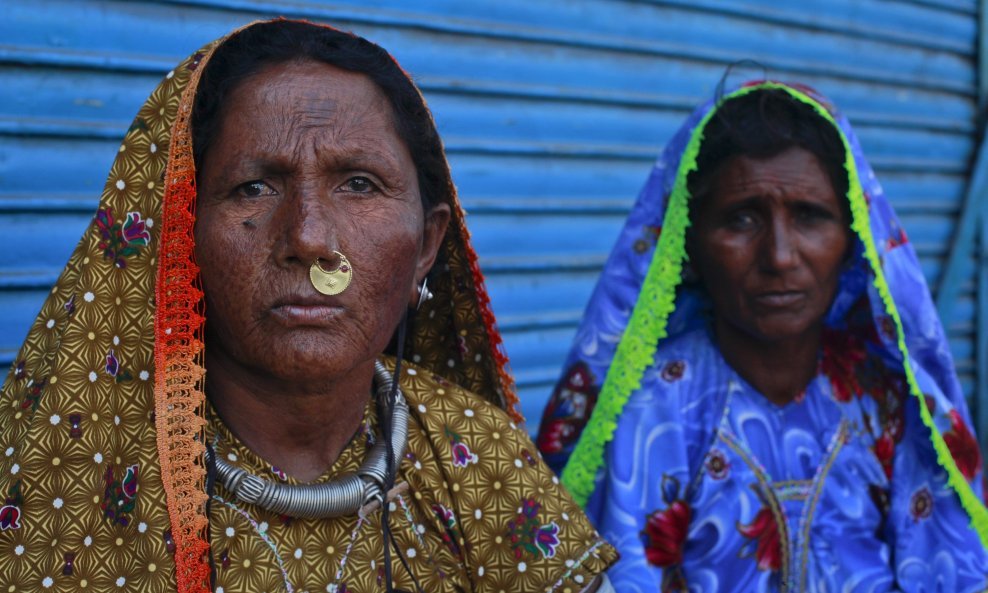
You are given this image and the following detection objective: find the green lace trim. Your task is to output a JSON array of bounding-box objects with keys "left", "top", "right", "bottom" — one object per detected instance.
[{"left": 560, "top": 82, "right": 988, "bottom": 547}]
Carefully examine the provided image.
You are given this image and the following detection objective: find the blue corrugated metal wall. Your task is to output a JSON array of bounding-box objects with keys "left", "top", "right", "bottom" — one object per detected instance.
[{"left": 1, "top": 0, "right": 983, "bottom": 432}]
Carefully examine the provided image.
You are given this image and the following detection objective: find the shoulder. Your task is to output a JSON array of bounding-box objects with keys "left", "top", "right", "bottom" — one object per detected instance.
[{"left": 394, "top": 360, "right": 618, "bottom": 589}]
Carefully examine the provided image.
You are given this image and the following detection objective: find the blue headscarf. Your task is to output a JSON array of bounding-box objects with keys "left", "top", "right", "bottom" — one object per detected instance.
[{"left": 536, "top": 81, "right": 988, "bottom": 545}]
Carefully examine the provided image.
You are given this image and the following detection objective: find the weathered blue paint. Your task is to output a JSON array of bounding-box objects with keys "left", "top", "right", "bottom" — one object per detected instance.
[{"left": 0, "top": 0, "right": 983, "bottom": 433}]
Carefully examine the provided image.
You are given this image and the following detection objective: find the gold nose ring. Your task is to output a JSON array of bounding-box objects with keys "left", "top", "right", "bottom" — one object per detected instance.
[{"left": 309, "top": 251, "right": 352, "bottom": 295}]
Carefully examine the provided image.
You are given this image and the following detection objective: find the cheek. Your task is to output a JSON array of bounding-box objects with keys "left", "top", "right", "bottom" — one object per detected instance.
[{"left": 195, "top": 216, "right": 262, "bottom": 319}]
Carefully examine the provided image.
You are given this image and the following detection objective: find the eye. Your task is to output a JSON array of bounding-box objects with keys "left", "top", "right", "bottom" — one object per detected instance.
[
  {"left": 725, "top": 209, "right": 758, "bottom": 231},
  {"left": 340, "top": 176, "right": 380, "bottom": 194},
  {"left": 234, "top": 180, "right": 277, "bottom": 198},
  {"left": 795, "top": 203, "right": 837, "bottom": 224}
]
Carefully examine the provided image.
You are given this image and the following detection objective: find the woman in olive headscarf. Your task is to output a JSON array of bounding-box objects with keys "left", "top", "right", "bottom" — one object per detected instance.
[{"left": 0, "top": 20, "right": 615, "bottom": 593}]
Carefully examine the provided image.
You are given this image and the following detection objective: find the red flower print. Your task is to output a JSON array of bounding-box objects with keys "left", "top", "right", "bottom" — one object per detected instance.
[
  {"left": 121, "top": 212, "right": 151, "bottom": 246},
  {"left": 910, "top": 487, "right": 933, "bottom": 521},
  {"left": 820, "top": 329, "right": 866, "bottom": 402},
  {"left": 642, "top": 501, "right": 691, "bottom": 566},
  {"left": 704, "top": 449, "right": 730, "bottom": 480},
  {"left": 536, "top": 362, "right": 599, "bottom": 456},
  {"left": 944, "top": 410, "right": 982, "bottom": 481},
  {"left": 873, "top": 432, "right": 895, "bottom": 480},
  {"left": 661, "top": 361, "right": 686, "bottom": 382},
  {"left": 738, "top": 507, "right": 782, "bottom": 571}
]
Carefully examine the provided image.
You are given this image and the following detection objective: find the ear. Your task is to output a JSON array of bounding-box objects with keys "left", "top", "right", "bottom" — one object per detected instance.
[{"left": 410, "top": 202, "right": 451, "bottom": 303}]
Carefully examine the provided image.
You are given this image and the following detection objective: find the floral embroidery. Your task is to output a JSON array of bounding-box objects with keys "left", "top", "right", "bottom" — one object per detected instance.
[
  {"left": 873, "top": 431, "right": 895, "bottom": 480},
  {"left": 187, "top": 51, "right": 204, "bottom": 71},
  {"left": 94, "top": 208, "right": 151, "bottom": 268},
  {"left": 507, "top": 498, "right": 561, "bottom": 560},
  {"left": 101, "top": 463, "right": 139, "bottom": 526},
  {"left": 705, "top": 449, "right": 730, "bottom": 480},
  {"left": 520, "top": 448, "right": 538, "bottom": 467},
  {"left": 105, "top": 349, "right": 119, "bottom": 377},
  {"left": 642, "top": 475, "right": 690, "bottom": 567},
  {"left": 910, "top": 487, "right": 933, "bottom": 521},
  {"left": 660, "top": 361, "right": 686, "bottom": 382},
  {"left": 12, "top": 360, "right": 25, "bottom": 380},
  {"left": 0, "top": 480, "right": 24, "bottom": 531},
  {"left": 105, "top": 349, "right": 133, "bottom": 382},
  {"left": 633, "top": 224, "right": 662, "bottom": 254},
  {"left": 738, "top": 506, "right": 782, "bottom": 571},
  {"left": 64, "top": 294, "right": 76, "bottom": 317},
  {"left": 20, "top": 376, "right": 46, "bottom": 412},
  {"left": 536, "top": 362, "right": 599, "bottom": 457},
  {"left": 432, "top": 503, "right": 462, "bottom": 555},
  {"left": 445, "top": 427, "right": 478, "bottom": 467},
  {"left": 943, "top": 410, "right": 981, "bottom": 481},
  {"left": 69, "top": 414, "right": 83, "bottom": 439}
]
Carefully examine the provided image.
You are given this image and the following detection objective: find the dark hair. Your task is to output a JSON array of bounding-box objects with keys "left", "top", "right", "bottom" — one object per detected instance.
[
  {"left": 191, "top": 19, "right": 451, "bottom": 211},
  {"left": 688, "top": 88, "right": 849, "bottom": 209}
]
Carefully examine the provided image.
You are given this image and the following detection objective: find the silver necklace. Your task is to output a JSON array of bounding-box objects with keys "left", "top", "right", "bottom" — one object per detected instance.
[{"left": 213, "top": 360, "right": 409, "bottom": 519}]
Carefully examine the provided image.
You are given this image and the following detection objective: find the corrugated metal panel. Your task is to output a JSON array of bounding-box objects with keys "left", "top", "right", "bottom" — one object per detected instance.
[{"left": 0, "top": 0, "right": 981, "bottom": 430}]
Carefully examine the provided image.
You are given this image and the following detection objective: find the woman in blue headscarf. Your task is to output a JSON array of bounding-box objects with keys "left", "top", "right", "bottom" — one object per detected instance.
[{"left": 536, "top": 81, "right": 988, "bottom": 591}]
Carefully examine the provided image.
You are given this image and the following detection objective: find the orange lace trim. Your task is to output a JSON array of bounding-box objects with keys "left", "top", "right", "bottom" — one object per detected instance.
[
  {"left": 454, "top": 209, "right": 522, "bottom": 422},
  {"left": 154, "top": 51, "right": 214, "bottom": 593}
]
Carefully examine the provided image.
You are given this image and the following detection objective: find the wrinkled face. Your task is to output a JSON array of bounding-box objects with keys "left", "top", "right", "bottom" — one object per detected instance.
[
  {"left": 689, "top": 146, "right": 850, "bottom": 347},
  {"left": 195, "top": 60, "right": 448, "bottom": 384}
]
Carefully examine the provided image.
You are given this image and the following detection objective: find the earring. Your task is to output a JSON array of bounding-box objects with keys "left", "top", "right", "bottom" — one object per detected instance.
[
  {"left": 309, "top": 251, "right": 352, "bottom": 296},
  {"left": 416, "top": 277, "right": 433, "bottom": 310}
]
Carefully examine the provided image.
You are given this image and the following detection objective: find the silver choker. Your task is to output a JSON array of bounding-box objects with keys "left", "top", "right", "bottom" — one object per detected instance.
[{"left": 213, "top": 360, "right": 409, "bottom": 519}]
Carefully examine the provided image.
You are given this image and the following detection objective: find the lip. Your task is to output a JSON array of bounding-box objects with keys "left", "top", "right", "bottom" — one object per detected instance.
[
  {"left": 270, "top": 296, "right": 343, "bottom": 326},
  {"left": 753, "top": 291, "right": 806, "bottom": 307}
]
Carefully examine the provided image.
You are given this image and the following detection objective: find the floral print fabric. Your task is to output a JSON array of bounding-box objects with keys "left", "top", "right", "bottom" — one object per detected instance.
[
  {"left": 204, "top": 360, "right": 614, "bottom": 593},
  {"left": 589, "top": 328, "right": 986, "bottom": 592}
]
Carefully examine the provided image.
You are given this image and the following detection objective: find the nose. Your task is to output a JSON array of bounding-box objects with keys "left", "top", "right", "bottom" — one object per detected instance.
[
  {"left": 276, "top": 186, "right": 338, "bottom": 266},
  {"left": 763, "top": 216, "right": 799, "bottom": 271}
]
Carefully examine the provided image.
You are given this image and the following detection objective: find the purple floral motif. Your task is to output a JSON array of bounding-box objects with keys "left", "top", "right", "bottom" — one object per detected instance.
[
  {"left": 534, "top": 521, "right": 561, "bottom": 558},
  {"left": 1, "top": 480, "right": 24, "bottom": 531},
  {"left": 445, "top": 426, "right": 479, "bottom": 468},
  {"left": 0, "top": 505, "right": 21, "bottom": 530},
  {"left": 122, "top": 212, "right": 151, "bottom": 246},
  {"left": 13, "top": 360, "right": 25, "bottom": 380},
  {"left": 64, "top": 294, "right": 76, "bottom": 317},
  {"left": 102, "top": 464, "right": 139, "bottom": 526},
  {"left": 104, "top": 349, "right": 133, "bottom": 383},
  {"left": 122, "top": 464, "right": 139, "bottom": 499},
  {"left": 105, "top": 349, "right": 119, "bottom": 377},
  {"left": 94, "top": 207, "right": 151, "bottom": 268},
  {"left": 507, "top": 498, "right": 562, "bottom": 560}
]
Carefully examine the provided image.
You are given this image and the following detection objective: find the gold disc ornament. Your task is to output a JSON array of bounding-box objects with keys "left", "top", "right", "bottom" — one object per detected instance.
[{"left": 309, "top": 252, "right": 353, "bottom": 296}]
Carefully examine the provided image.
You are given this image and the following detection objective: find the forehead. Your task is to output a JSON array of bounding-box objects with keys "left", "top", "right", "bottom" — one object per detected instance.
[
  {"left": 214, "top": 59, "right": 401, "bottom": 151},
  {"left": 708, "top": 147, "right": 840, "bottom": 203}
]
